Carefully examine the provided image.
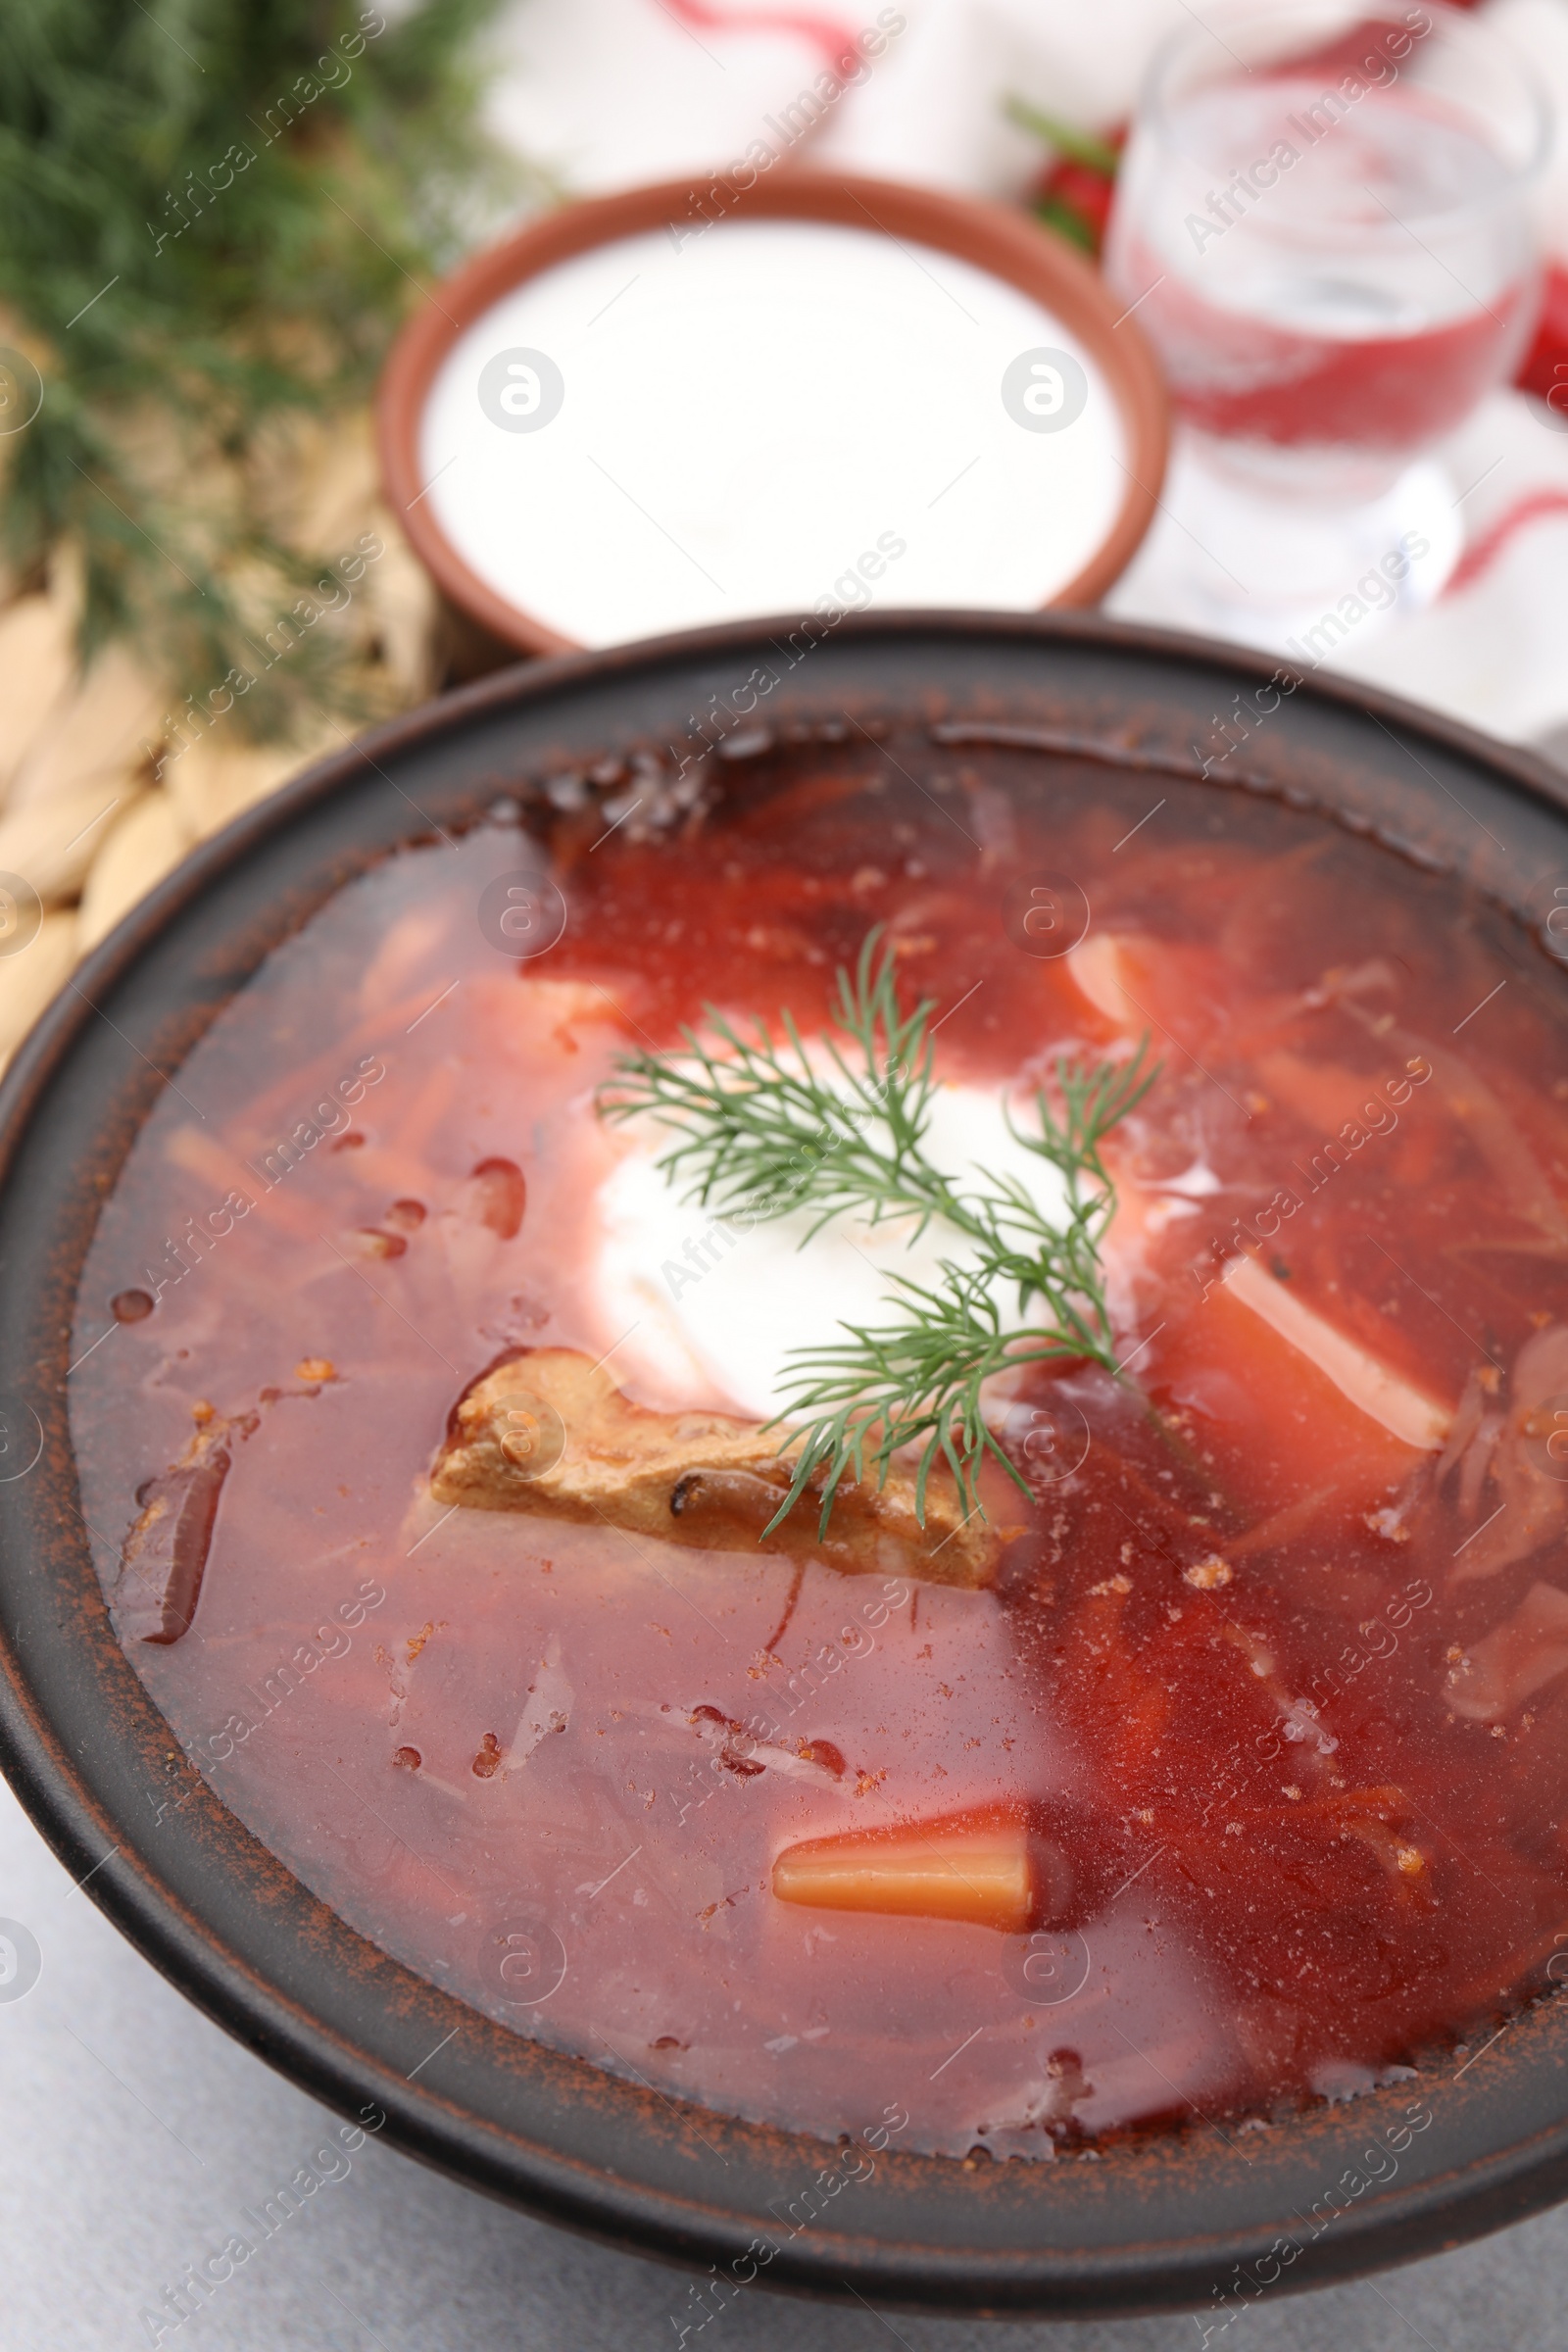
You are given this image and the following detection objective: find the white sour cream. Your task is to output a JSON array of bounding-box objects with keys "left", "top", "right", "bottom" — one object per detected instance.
[
  {"left": 418, "top": 219, "right": 1126, "bottom": 646},
  {"left": 588, "top": 1080, "right": 1081, "bottom": 1420}
]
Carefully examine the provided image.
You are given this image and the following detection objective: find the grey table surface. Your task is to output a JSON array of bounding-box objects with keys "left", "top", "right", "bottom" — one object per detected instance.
[{"left": 1, "top": 1777, "right": 1561, "bottom": 2352}]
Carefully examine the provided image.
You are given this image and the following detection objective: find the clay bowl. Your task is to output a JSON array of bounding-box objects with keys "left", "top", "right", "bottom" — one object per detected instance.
[
  {"left": 2, "top": 612, "right": 1567, "bottom": 2318},
  {"left": 377, "top": 172, "right": 1169, "bottom": 657}
]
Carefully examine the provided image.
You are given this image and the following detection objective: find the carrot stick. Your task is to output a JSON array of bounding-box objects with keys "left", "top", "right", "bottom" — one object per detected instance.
[{"left": 772, "top": 1812, "right": 1037, "bottom": 1932}]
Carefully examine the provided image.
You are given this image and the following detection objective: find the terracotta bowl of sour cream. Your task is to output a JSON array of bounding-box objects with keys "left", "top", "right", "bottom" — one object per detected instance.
[{"left": 377, "top": 172, "right": 1169, "bottom": 655}]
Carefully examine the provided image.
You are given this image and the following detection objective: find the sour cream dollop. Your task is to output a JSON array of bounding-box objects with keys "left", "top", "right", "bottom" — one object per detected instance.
[{"left": 588, "top": 1081, "right": 1084, "bottom": 1420}]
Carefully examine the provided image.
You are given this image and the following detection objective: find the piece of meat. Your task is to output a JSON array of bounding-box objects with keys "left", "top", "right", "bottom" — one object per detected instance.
[
  {"left": 115, "top": 1409, "right": 257, "bottom": 1643},
  {"left": 429, "top": 1348, "right": 1000, "bottom": 1589}
]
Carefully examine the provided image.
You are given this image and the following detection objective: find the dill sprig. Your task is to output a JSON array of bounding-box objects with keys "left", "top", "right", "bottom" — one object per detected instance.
[{"left": 600, "top": 930, "right": 1156, "bottom": 1535}]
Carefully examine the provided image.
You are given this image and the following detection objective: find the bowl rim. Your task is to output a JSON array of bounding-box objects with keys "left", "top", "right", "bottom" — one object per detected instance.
[
  {"left": 5, "top": 610, "right": 1568, "bottom": 2320},
  {"left": 375, "top": 171, "right": 1170, "bottom": 656}
]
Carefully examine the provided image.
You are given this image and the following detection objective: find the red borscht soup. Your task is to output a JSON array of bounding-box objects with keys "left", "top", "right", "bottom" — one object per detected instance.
[{"left": 71, "top": 727, "right": 1568, "bottom": 2158}]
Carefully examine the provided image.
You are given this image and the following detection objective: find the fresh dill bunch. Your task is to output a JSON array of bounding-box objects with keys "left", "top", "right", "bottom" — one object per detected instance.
[
  {"left": 0, "top": 0, "right": 531, "bottom": 731},
  {"left": 601, "top": 928, "right": 1157, "bottom": 1534}
]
